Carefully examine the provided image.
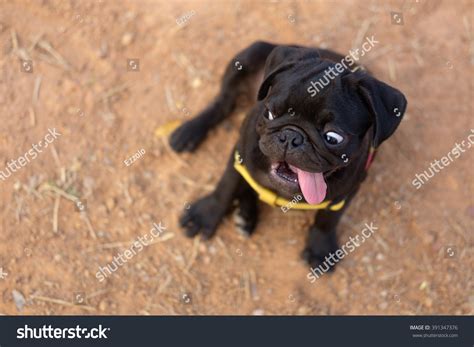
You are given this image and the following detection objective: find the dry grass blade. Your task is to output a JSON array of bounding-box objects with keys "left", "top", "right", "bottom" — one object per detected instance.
[
  {"left": 28, "top": 107, "right": 35, "bottom": 127},
  {"left": 174, "top": 53, "right": 200, "bottom": 77},
  {"left": 81, "top": 213, "right": 97, "bottom": 239},
  {"left": 244, "top": 271, "right": 251, "bottom": 301},
  {"left": 463, "top": 15, "right": 474, "bottom": 64},
  {"left": 53, "top": 194, "right": 60, "bottom": 233},
  {"left": 249, "top": 269, "right": 259, "bottom": 301},
  {"left": 89, "top": 232, "right": 174, "bottom": 251},
  {"left": 155, "top": 120, "right": 182, "bottom": 138},
  {"left": 378, "top": 270, "right": 403, "bottom": 281},
  {"left": 98, "top": 82, "right": 130, "bottom": 101},
  {"left": 30, "top": 295, "right": 95, "bottom": 312},
  {"left": 29, "top": 32, "right": 44, "bottom": 51},
  {"left": 50, "top": 145, "right": 61, "bottom": 170},
  {"left": 216, "top": 236, "right": 232, "bottom": 261},
  {"left": 158, "top": 273, "right": 173, "bottom": 294},
  {"left": 10, "top": 29, "right": 18, "bottom": 51},
  {"left": 147, "top": 232, "right": 175, "bottom": 245},
  {"left": 33, "top": 76, "right": 42, "bottom": 104},
  {"left": 37, "top": 39, "right": 71, "bottom": 70},
  {"left": 185, "top": 237, "right": 200, "bottom": 271},
  {"left": 447, "top": 217, "right": 468, "bottom": 243},
  {"left": 363, "top": 44, "right": 396, "bottom": 63},
  {"left": 165, "top": 86, "right": 176, "bottom": 112},
  {"left": 15, "top": 196, "right": 24, "bottom": 224},
  {"left": 174, "top": 171, "right": 213, "bottom": 191},
  {"left": 374, "top": 235, "right": 389, "bottom": 252},
  {"left": 39, "top": 182, "right": 78, "bottom": 201},
  {"left": 352, "top": 18, "right": 372, "bottom": 51},
  {"left": 387, "top": 59, "right": 397, "bottom": 81},
  {"left": 11, "top": 29, "right": 31, "bottom": 60},
  {"left": 86, "top": 289, "right": 108, "bottom": 299}
]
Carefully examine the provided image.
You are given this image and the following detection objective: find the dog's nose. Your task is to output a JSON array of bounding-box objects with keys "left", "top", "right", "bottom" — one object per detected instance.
[{"left": 278, "top": 128, "right": 305, "bottom": 148}]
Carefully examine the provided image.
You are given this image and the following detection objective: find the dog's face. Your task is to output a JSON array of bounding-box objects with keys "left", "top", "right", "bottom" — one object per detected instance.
[{"left": 254, "top": 48, "right": 407, "bottom": 204}]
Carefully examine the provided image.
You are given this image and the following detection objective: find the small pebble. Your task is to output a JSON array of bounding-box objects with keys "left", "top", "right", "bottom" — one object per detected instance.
[
  {"left": 121, "top": 32, "right": 134, "bottom": 46},
  {"left": 12, "top": 290, "right": 26, "bottom": 311},
  {"left": 99, "top": 300, "right": 107, "bottom": 312},
  {"left": 297, "top": 306, "right": 309, "bottom": 315},
  {"left": 191, "top": 77, "right": 202, "bottom": 88},
  {"left": 13, "top": 181, "right": 21, "bottom": 190},
  {"left": 99, "top": 41, "right": 108, "bottom": 58},
  {"left": 208, "top": 245, "right": 217, "bottom": 254},
  {"left": 106, "top": 198, "right": 115, "bottom": 211}
]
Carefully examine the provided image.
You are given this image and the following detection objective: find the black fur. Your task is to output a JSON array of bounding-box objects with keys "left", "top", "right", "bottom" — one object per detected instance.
[{"left": 169, "top": 41, "right": 407, "bottom": 271}]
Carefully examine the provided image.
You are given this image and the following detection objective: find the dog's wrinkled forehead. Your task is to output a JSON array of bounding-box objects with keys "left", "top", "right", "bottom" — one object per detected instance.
[
  {"left": 262, "top": 61, "right": 370, "bottom": 135},
  {"left": 260, "top": 59, "right": 334, "bottom": 100}
]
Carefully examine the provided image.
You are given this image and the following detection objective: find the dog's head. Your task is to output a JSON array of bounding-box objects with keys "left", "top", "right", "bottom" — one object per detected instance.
[{"left": 255, "top": 46, "right": 407, "bottom": 204}]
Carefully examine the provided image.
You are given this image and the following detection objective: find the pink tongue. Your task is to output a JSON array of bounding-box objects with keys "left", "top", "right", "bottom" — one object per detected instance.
[{"left": 293, "top": 168, "right": 327, "bottom": 205}]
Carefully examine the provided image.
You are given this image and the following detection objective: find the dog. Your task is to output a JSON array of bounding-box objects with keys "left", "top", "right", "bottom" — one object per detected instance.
[{"left": 169, "top": 41, "right": 407, "bottom": 271}]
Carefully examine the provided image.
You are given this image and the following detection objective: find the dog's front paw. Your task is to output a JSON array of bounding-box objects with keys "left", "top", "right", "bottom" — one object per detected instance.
[
  {"left": 180, "top": 195, "right": 225, "bottom": 239},
  {"left": 169, "top": 118, "right": 208, "bottom": 153},
  {"left": 302, "top": 227, "right": 339, "bottom": 272}
]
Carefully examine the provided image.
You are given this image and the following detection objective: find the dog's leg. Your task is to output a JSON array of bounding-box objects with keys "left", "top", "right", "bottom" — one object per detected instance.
[
  {"left": 169, "top": 41, "right": 276, "bottom": 152},
  {"left": 180, "top": 151, "right": 243, "bottom": 239},
  {"left": 302, "top": 194, "right": 357, "bottom": 271}
]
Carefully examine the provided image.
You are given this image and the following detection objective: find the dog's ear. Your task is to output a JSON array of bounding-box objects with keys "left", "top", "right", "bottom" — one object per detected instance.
[
  {"left": 257, "top": 63, "right": 295, "bottom": 100},
  {"left": 258, "top": 46, "right": 320, "bottom": 100},
  {"left": 357, "top": 76, "right": 407, "bottom": 147}
]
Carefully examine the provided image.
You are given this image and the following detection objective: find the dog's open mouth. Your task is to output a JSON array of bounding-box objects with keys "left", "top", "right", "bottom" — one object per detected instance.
[
  {"left": 273, "top": 161, "right": 298, "bottom": 183},
  {"left": 271, "top": 162, "right": 328, "bottom": 205}
]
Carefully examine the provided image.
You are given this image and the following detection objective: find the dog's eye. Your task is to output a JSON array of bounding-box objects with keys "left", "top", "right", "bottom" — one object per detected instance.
[{"left": 324, "top": 131, "right": 344, "bottom": 145}]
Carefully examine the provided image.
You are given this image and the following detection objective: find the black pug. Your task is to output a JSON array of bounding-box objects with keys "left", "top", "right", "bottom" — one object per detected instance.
[{"left": 169, "top": 41, "right": 407, "bottom": 271}]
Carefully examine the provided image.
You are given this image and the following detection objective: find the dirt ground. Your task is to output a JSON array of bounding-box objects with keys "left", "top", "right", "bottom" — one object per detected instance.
[{"left": 0, "top": 0, "right": 472, "bottom": 315}]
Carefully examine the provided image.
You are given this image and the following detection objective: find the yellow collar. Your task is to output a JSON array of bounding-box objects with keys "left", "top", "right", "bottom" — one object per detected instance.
[{"left": 233, "top": 151, "right": 345, "bottom": 211}]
